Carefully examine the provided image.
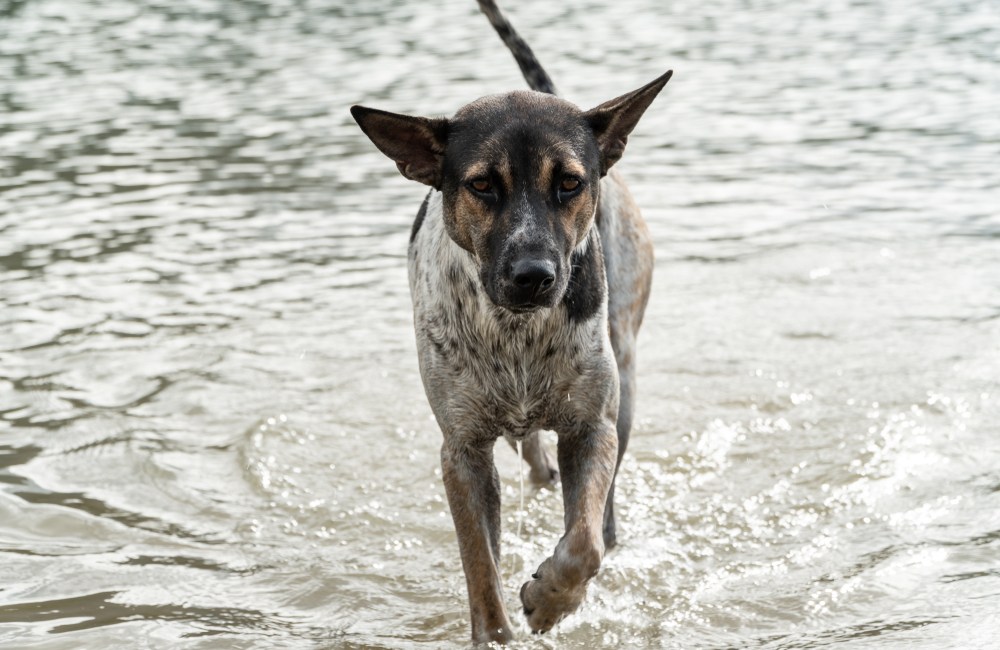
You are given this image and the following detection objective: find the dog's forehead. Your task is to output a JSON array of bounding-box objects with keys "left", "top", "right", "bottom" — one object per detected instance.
[
  {"left": 448, "top": 91, "right": 593, "bottom": 163},
  {"left": 453, "top": 90, "right": 580, "bottom": 121}
]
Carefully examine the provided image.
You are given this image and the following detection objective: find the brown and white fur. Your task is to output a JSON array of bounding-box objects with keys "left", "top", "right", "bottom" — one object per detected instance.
[{"left": 350, "top": 0, "right": 670, "bottom": 644}]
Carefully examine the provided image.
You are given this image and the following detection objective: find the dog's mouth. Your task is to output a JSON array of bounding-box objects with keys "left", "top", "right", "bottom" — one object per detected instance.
[
  {"left": 491, "top": 290, "right": 563, "bottom": 315},
  {"left": 505, "top": 303, "right": 543, "bottom": 314}
]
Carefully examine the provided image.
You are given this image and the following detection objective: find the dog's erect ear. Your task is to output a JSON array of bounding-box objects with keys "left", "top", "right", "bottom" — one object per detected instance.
[
  {"left": 350, "top": 106, "right": 449, "bottom": 188},
  {"left": 584, "top": 70, "right": 673, "bottom": 176}
]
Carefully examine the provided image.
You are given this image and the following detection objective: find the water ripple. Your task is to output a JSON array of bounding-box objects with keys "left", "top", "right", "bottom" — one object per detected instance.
[{"left": 1, "top": 0, "right": 998, "bottom": 647}]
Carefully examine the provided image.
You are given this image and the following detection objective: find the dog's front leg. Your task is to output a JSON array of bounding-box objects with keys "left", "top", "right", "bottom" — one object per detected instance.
[
  {"left": 520, "top": 420, "right": 618, "bottom": 633},
  {"left": 440, "top": 437, "right": 513, "bottom": 645}
]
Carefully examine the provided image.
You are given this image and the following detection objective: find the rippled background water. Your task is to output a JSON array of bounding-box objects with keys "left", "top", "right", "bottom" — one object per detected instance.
[{"left": 1, "top": 0, "right": 999, "bottom": 647}]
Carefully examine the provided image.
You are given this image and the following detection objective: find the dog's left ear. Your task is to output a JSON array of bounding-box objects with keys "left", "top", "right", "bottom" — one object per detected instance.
[
  {"left": 350, "top": 106, "right": 449, "bottom": 188},
  {"left": 584, "top": 70, "right": 673, "bottom": 176}
]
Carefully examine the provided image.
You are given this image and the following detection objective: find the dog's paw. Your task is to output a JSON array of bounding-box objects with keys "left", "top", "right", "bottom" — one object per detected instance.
[
  {"left": 519, "top": 558, "right": 588, "bottom": 634},
  {"left": 529, "top": 464, "right": 559, "bottom": 487}
]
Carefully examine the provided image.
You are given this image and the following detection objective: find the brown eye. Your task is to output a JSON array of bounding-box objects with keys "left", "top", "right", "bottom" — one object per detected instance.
[
  {"left": 560, "top": 178, "right": 581, "bottom": 193},
  {"left": 470, "top": 179, "right": 492, "bottom": 193}
]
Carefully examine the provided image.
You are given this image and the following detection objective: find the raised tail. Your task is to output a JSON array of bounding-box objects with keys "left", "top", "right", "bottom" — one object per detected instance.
[{"left": 477, "top": 0, "right": 557, "bottom": 95}]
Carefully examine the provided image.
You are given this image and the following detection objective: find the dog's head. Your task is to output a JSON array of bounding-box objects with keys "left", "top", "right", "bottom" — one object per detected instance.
[{"left": 351, "top": 71, "right": 671, "bottom": 313}]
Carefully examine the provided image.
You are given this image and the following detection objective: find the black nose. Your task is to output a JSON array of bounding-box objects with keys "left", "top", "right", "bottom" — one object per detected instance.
[{"left": 510, "top": 258, "right": 556, "bottom": 297}]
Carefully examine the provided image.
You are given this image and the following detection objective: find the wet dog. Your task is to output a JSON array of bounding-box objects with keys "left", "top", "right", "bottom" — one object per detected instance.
[{"left": 350, "top": 0, "right": 670, "bottom": 643}]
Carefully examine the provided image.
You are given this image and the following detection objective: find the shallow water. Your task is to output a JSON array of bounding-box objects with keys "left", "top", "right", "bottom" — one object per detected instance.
[{"left": 1, "top": 0, "right": 999, "bottom": 648}]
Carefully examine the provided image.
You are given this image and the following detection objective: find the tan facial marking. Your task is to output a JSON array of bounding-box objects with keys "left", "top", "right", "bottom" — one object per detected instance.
[
  {"left": 538, "top": 148, "right": 595, "bottom": 249},
  {"left": 496, "top": 155, "right": 513, "bottom": 196},
  {"left": 561, "top": 161, "right": 587, "bottom": 180},
  {"left": 462, "top": 161, "right": 490, "bottom": 184},
  {"left": 451, "top": 154, "right": 513, "bottom": 256},
  {"left": 453, "top": 191, "right": 490, "bottom": 254}
]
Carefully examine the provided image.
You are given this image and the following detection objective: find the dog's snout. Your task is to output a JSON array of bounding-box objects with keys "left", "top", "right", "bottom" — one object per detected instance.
[
  {"left": 489, "top": 255, "right": 562, "bottom": 312},
  {"left": 511, "top": 258, "right": 556, "bottom": 296}
]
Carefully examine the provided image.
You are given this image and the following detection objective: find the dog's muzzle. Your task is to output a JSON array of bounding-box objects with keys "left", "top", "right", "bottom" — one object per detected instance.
[{"left": 505, "top": 257, "right": 557, "bottom": 311}]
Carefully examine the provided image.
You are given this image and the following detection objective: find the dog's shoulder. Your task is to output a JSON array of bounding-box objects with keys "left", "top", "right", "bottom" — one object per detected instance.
[
  {"left": 407, "top": 191, "right": 471, "bottom": 309},
  {"left": 596, "top": 169, "right": 655, "bottom": 338},
  {"left": 410, "top": 191, "right": 432, "bottom": 243}
]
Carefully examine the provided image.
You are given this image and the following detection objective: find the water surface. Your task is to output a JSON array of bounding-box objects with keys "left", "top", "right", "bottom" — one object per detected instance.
[{"left": 1, "top": 0, "right": 998, "bottom": 648}]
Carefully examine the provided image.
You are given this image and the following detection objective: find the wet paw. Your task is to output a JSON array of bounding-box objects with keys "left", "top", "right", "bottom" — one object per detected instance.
[{"left": 519, "top": 558, "right": 587, "bottom": 633}]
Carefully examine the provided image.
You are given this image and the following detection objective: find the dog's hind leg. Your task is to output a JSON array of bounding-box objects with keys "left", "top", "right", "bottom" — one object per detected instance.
[
  {"left": 506, "top": 432, "right": 559, "bottom": 486},
  {"left": 602, "top": 352, "right": 636, "bottom": 549},
  {"left": 597, "top": 169, "right": 655, "bottom": 550}
]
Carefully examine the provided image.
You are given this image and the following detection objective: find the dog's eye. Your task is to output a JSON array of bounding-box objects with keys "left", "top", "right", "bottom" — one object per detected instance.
[
  {"left": 469, "top": 179, "right": 492, "bottom": 194},
  {"left": 558, "top": 178, "right": 582, "bottom": 198}
]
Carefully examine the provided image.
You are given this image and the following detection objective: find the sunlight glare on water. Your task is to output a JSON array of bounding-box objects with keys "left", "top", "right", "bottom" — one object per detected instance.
[{"left": 1, "top": 0, "right": 999, "bottom": 648}]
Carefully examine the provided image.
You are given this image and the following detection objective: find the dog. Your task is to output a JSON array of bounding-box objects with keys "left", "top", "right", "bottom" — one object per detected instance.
[{"left": 350, "top": 0, "right": 670, "bottom": 643}]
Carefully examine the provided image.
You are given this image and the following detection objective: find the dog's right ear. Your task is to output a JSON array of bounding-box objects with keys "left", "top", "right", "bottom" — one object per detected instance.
[{"left": 350, "top": 106, "right": 449, "bottom": 188}]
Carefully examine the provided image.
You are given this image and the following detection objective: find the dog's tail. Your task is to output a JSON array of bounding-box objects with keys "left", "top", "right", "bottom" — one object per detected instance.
[{"left": 477, "top": 0, "right": 557, "bottom": 95}]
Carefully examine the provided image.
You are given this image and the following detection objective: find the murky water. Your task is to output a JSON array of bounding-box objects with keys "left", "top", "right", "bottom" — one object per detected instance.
[{"left": 2, "top": 0, "right": 999, "bottom": 647}]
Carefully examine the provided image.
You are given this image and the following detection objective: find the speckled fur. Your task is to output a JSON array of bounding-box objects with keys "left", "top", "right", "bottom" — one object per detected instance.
[{"left": 409, "top": 191, "right": 619, "bottom": 445}]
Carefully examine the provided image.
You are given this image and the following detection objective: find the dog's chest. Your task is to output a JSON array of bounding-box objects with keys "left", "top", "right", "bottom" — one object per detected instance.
[
  {"left": 442, "top": 311, "right": 585, "bottom": 436},
  {"left": 408, "top": 199, "right": 597, "bottom": 437},
  {"left": 420, "top": 275, "right": 589, "bottom": 433}
]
